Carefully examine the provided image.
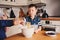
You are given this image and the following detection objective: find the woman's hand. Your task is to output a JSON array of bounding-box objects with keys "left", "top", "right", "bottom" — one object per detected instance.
[
  {"left": 2, "top": 15, "right": 8, "bottom": 20},
  {"left": 5, "top": 27, "right": 10, "bottom": 32}
]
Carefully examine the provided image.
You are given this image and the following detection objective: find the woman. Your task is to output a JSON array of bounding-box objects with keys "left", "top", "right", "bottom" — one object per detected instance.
[{"left": 0, "top": 14, "right": 13, "bottom": 40}]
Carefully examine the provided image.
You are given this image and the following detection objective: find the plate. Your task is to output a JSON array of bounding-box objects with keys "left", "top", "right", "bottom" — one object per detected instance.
[{"left": 45, "top": 31, "right": 56, "bottom": 37}]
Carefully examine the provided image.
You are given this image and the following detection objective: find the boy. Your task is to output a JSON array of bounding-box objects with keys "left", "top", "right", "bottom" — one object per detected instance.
[{"left": 25, "top": 4, "right": 41, "bottom": 33}]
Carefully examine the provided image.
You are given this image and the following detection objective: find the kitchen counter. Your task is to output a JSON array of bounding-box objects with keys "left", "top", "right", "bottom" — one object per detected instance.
[
  {"left": 5, "top": 31, "right": 60, "bottom": 40},
  {"left": 0, "top": 17, "right": 60, "bottom": 20},
  {"left": 40, "top": 17, "right": 60, "bottom": 21}
]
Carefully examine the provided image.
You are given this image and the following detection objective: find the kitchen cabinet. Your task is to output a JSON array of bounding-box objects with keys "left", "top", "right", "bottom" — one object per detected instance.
[
  {"left": 0, "top": 0, "right": 27, "bottom": 6},
  {"left": 40, "top": 0, "right": 46, "bottom": 3},
  {"left": 27, "top": 0, "right": 41, "bottom": 4},
  {"left": 0, "top": 0, "right": 15, "bottom": 5},
  {"left": 0, "top": 0, "right": 45, "bottom": 6},
  {"left": 15, "top": 0, "right": 27, "bottom": 5}
]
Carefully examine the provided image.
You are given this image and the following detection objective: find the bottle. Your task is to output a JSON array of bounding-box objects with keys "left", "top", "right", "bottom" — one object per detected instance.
[
  {"left": 26, "top": 22, "right": 31, "bottom": 28},
  {"left": 42, "top": 10, "right": 49, "bottom": 18}
]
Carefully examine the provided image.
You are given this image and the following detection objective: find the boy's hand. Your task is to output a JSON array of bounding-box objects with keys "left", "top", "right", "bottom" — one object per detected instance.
[{"left": 34, "top": 26, "right": 41, "bottom": 33}]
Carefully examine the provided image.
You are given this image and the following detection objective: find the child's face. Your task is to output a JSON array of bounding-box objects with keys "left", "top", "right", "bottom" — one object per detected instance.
[
  {"left": 13, "top": 18, "right": 21, "bottom": 25},
  {"left": 13, "top": 18, "right": 24, "bottom": 25},
  {"left": 28, "top": 7, "right": 37, "bottom": 16}
]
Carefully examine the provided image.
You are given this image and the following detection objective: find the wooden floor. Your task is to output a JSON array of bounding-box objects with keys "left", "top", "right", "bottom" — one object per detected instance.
[{"left": 5, "top": 31, "right": 60, "bottom": 40}]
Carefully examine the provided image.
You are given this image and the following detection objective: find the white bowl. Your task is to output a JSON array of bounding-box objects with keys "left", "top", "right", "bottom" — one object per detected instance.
[
  {"left": 45, "top": 31, "right": 56, "bottom": 37},
  {"left": 22, "top": 27, "right": 34, "bottom": 38}
]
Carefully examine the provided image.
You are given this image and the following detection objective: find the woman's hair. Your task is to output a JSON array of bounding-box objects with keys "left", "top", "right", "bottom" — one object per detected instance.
[{"left": 19, "top": 8, "right": 25, "bottom": 17}]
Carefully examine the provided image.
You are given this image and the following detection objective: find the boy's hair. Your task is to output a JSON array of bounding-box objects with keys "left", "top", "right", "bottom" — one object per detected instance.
[{"left": 28, "top": 4, "right": 37, "bottom": 9}]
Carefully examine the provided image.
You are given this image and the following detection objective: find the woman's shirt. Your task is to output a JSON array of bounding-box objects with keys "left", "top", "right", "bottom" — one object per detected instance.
[{"left": 0, "top": 20, "right": 13, "bottom": 38}]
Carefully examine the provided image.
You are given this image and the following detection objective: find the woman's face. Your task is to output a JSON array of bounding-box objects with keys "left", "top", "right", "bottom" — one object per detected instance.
[{"left": 28, "top": 7, "right": 37, "bottom": 16}]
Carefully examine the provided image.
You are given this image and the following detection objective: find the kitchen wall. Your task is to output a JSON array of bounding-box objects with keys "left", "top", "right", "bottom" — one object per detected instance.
[
  {"left": 0, "top": 6, "right": 28, "bottom": 18},
  {"left": 20, "top": 6, "right": 28, "bottom": 14},
  {"left": 0, "top": 0, "right": 60, "bottom": 17},
  {"left": 21, "top": 0, "right": 60, "bottom": 17},
  {"left": 8, "top": 7, "right": 20, "bottom": 18},
  {"left": 42, "top": 0, "right": 60, "bottom": 17}
]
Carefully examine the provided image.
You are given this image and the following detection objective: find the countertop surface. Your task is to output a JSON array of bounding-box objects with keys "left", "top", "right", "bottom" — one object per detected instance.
[
  {"left": 0, "top": 17, "right": 60, "bottom": 21},
  {"left": 5, "top": 31, "right": 60, "bottom": 40},
  {"left": 40, "top": 17, "right": 60, "bottom": 21}
]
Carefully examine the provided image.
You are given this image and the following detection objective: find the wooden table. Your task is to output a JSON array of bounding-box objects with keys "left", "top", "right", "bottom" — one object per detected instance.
[{"left": 5, "top": 31, "right": 60, "bottom": 40}]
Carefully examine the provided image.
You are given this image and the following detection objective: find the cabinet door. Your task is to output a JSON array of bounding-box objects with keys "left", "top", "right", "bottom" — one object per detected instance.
[
  {"left": 0, "top": 0, "right": 27, "bottom": 6},
  {"left": 28, "top": 0, "right": 41, "bottom": 4},
  {"left": 15, "top": 0, "right": 27, "bottom": 5},
  {"left": 40, "top": 0, "right": 46, "bottom": 3},
  {"left": 0, "top": 0, "right": 16, "bottom": 5},
  {"left": 32, "top": 0, "right": 41, "bottom": 3}
]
